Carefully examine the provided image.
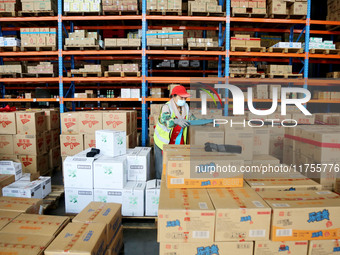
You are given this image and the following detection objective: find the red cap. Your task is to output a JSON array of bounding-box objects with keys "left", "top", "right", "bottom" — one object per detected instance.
[{"left": 171, "top": 85, "right": 191, "bottom": 98}]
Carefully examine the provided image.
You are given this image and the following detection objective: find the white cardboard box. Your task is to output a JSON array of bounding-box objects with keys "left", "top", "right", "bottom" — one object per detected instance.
[
  {"left": 38, "top": 176, "right": 52, "bottom": 198},
  {"left": 0, "top": 161, "right": 22, "bottom": 181},
  {"left": 63, "top": 156, "right": 95, "bottom": 189},
  {"left": 127, "top": 147, "right": 151, "bottom": 181},
  {"left": 93, "top": 156, "right": 127, "bottom": 189},
  {"left": 95, "top": 130, "right": 126, "bottom": 157},
  {"left": 122, "top": 181, "right": 146, "bottom": 216},
  {"left": 121, "top": 89, "right": 131, "bottom": 98},
  {"left": 130, "top": 89, "right": 140, "bottom": 98},
  {"left": 2, "top": 180, "right": 43, "bottom": 199},
  {"left": 65, "top": 188, "right": 94, "bottom": 214},
  {"left": 94, "top": 188, "right": 123, "bottom": 204},
  {"left": 145, "top": 179, "right": 161, "bottom": 216}
]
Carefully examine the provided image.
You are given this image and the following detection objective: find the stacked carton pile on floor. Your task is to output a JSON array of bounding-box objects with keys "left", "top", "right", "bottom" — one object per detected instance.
[
  {"left": 268, "top": 0, "right": 307, "bottom": 16},
  {"left": 20, "top": 27, "right": 56, "bottom": 48},
  {"left": 21, "top": 0, "right": 56, "bottom": 12},
  {"left": 231, "top": 34, "right": 261, "bottom": 48},
  {"left": 146, "top": 28, "right": 184, "bottom": 47},
  {"left": 146, "top": 0, "right": 181, "bottom": 12},
  {"left": 327, "top": 0, "right": 340, "bottom": 21},
  {"left": 102, "top": 0, "right": 138, "bottom": 12},
  {"left": 63, "top": 0, "right": 101, "bottom": 12},
  {"left": 231, "top": 0, "right": 266, "bottom": 15},
  {"left": 188, "top": 0, "right": 223, "bottom": 14},
  {"left": 65, "top": 30, "right": 101, "bottom": 47}
]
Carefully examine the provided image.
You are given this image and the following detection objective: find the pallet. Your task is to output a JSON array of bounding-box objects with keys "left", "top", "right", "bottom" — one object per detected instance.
[
  {"left": 268, "top": 13, "right": 306, "bottom": 19},
  {"left": 268, "top": 47, "right": 304, "bottom": 54},
  {"left": 103, "top": 10, "right": 139, "bottom": 15},
  {"left": 104, "top": 46, "right": 140, "bottom": 50},
  {"left": 266, "top": 73, "right": 303, "bottom": 79},
  {"left": 64, "top": 11, "right": 101, "bottom": 16},
  {"left": 0, "top": 73, "right": 22, "bottom": 78},
  {"left": 309, "top": 49, "right": 340, "bottom": 55},
  {"left": 104, "top": 71, "right": 140, "bottom": 77},
  {"left": 230, "top": 73, "right": 265, "bottom": 78},
  {"left": 146, "top": 10, "right": 182, "bottom": 15},
  {"left": 188, "top": 46, "right": 224, "bottom": 51},
  {"left": 42, "top": 185, "right": 64, "bottom": 213},
  {"left": 0, "top": 11, "right": 16, "bottom": 17},
  {"left": 232, "top": 12, "right": 266, "bottom": 18},
  {"left": 147, "top": 45, "right": 184, "bottom": 50},
  {"left": 21, "top": 46, "right": 57, "bottom": 51},
  {"left": 22, "top": 73, "right": 55, "bottom": 78},
  {"left": 67, "top": 71, "right": 102, "bottom": 77},
  {"left": 188, "top": 11, "right": 225, "bottom": 17},
  {"left": 231, "top": 46, "right": 265, "bottom": 52},
  {"left": 0, "top": 46, "right": 20, "bottom": 52},
  {"left": 122, "top": 216, "right": 157, "bottom": 230},
  {"left": 18, "top": 10, "right": 55, "bottom": 16},
  {"left": 64, "top": 45, "right": 101, "bottom": 50}
]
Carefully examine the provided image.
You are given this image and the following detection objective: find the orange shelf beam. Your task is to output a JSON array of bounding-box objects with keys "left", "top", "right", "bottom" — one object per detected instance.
[
  {"left": 146, "top": 50, "right": 225, "bottom": 56},
  {"left": 310, "top": 20, "right": 340, "bottom": 26},
  {"left": 62, "top": 50, "right": 142, "bottom": 55},
  {"left": 309, "top": 54, "right": 340, "bottom": 59},
  {"left": 230, "top": 17, "right": 306, "bottom": 24},
  {"left": 0, "top": 51, "right": 58, "bottom": 56},
  {"left": 63, "top": 77, "right": 142, "bottom": 83},
  {"left": 146, "top": 15, "right": 225, "bottom": 22},
  {"left": 62, "top": 15, "right": 142, "bottom": 21},
  {"left": 0, "top": 78, "right": 59, "bottom": 83},
  {"left": 63, "top": 98, "right": 141, "bottom": 102},
  {"left": 230, "top": 52, "right": 305, "bottom": 58},
  {"left": 0, "top": 16, "right": 58, "bottom": 22},
  {"left": 0, "top": 98, "right": 58, "bottom": 102}
]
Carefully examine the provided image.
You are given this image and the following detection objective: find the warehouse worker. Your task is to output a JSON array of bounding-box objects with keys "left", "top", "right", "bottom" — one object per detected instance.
[{"left": 154, "top": 85, "right": 195, "bottom": 179}]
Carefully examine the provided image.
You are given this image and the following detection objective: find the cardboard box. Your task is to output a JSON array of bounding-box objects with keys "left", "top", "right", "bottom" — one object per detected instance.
[
  {"left": 73, "top": 202, "right": 122, "bottom": 245},
  {"left": 84, "top": 134, "right": 96, "bottom": 149},
  {"left": 0, "top": 196, "right": 43, "bottom": 214},
  {"left": 158, "top": 185, "right": 215, "bottom": 243},
  {"left": 0, "top": 174, "right": 15, "bottom": 196},
  {"left": 18, "top": 154, "right": 49, "bottom": 174},
  {"left": 106, "top": 227, "right": 123, "bottom": 255},
  {"left": 60, "top": 134, "right": 84, "bottom": 156},
  {"left": 14, "top": 134, "right": 45, "bottom": 156},
  {"left": 2, "top": 179, "right": 44, "bottom": 199},
  {"left": 308, "top": 240, "right": 340, "bottom": 255},
  {"left": 103, "top": 111, "right": 131, "bottom": 135},
  {"left": 190, "top": 126, "right": 225, "bottom": 146},
  {"left": 38, "top": 176, "right": 52, "bottom": 198},
  {"left": 122, "top": 181, "right": 145, "bottom": 216},
  {"left": 253, "top": 128, "right": 270, "bottom": 155},
  {"left": 0, "top": 233, "right": 53, "bottom": 255},
  {"left": 254, "top": 241, "right": 308, "bottom": 255},
  {"left": 145, "top": 179, "right": 161, "bottom": 216},
  {"left": 225, "top": 126, "right": 254, "bottom": 161},
  {"left": 44, "top": 109, "right": 59, "bottom": 130},
  {"left": 95, "top": 130, "right": 126, "bottom": 157},
  {"left": 209, "top": 187, "right": 271, "bottom": 241},
  {"left": 0, "top": 211, "right": 21, "bottom": 231},
  {"left": 61, "top": 112, "right": 79, "bottom": 134},
  {"left": 49, "top": 146, "right": 61, "bottom": 169},
  {"left": 0, "top": 161, "right": 22, "bottom": 181},
  {"left": 260, "top": 190, "right": 340, "bottom": 241},
  {"left": 127, "top": 147, "right": 151, "bottom": 181},
  {"left": 78, "top": 111, "right": 103, "bottom": 134},
  {"left": 94, "top": 189, "right": 123, "bottom": 204},
  {"left": 0, "top": 112, "right": 16, "bottom": 134},
  {"left": 0, "top": 214, "right": 69, "bottom": 237},
  {"left": 44, "top": 130, "right": 52, "bottom": 151},
  {"left": 93, "top": 156, "right": 127, "bottom": 189},
  {"left": 160, "top": 242, "right": 254, "bottom": 255},
  {"left": 0, "top": 135, "right": 13, "bottom": 154},
  {"left": 44, "top": 222, "right": 106, "bottom": 255},
  {"left": 51, "top": 129, "right": 60, "bottom": 148},
  {"left": 63, "top": 156, "right": 94, "bottom": 189},
  {"left": 64, "top": 188, "right": 94, "bottom": 214},
  {"left": 16, "top": 111, "right": 45, "bottom": 135}
]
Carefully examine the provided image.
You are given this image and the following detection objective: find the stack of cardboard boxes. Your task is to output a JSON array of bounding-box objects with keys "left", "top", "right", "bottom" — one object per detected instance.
[
  {"left": 230, "top": 63, "right": 259, "bottom": 75},
  {"left": 0, "top": 64, "right": 22, "bottom": 75},
  {"left": 266, "top": 64, "right": 293, "bottom": 75},
  {"left": 102, "top": 0, "right": 138, "bottom": 12},
  {"left": 272, "top": 41, "right": 302, "bottom": 49},
  {"left": 188, "top": 0, "right": 223, "bottom": 14},
  {"left": 70, "top": 64, "right": 102, "bottom": 75},
  {"left": 231, "top": 0, "right": 266, "bottom": 15},
  {"left": 0, "top": 37, "right": 20, "bottom": 47},
  {"left": 303, "top": 37, "right": 336, "bottom": 50},
  {"left": 315, "top": 113, "right": 340, "bottom": 125},
  {"left": 314, "top": 91, "right": 340, "bottom": 100},
  {"left": 268, "top": 0, "right": 307, "bottom": 16},
  {"left": 104, "top": 38, "right": 141, "bottom": 48},
  {"left": 146, "top": 0, "right": 181, "bottom": 12},
  {"left": 27, "top": 62, "right": 54, "bottom": 75},
  {"left": 20, "top": 27, "right": 56, "bottom": 48},
  {"left": 21, "top": 0, "right": 56, "bottom": 12},
  {"left": 326, "top": 71, "right": 340, "bottom": 78},
  {"left": 64, "top": 0, "right": 101, "bottom": 12},
  {"left": 146, "top": 28, "right": 184, "bottom": 47},
  {"left": 0, "top": 0, "right": 18, "bottom": 14},
  {"left": 187, "top": 37, "right": 219, "bottom": 48},
  {"left": 108, "top": 63, "right": 139, "bottom": 73},
  {"left": 327, "top": 0, "right": 340, "bottom": 21},
  {"left": 65, "top": 30, "right": 100, "bottom": 47},
  {"left": 120, "top": 88, "right": 141, "bottom": 98},
  {"left": 231, "top": 34, "right": 261, "bottom": 48}
]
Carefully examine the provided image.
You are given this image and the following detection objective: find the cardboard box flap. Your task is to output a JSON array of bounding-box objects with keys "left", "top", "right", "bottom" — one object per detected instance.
[
  {"left": 146, "top": 179, "right": 161, "bottom": 190},
  {"left": 0, "top": 197, "right": 43, "bottom": 213},
  {"left": 258, "top": 190, "right": 340, "bottom": 201},
  {"left": 0, "top": 211, "right": 21, "bottom": 230},
  {"left": 245, "top": 178, "right": 322, "bottom": 189},
  {"left": 265, "top": 197, "right": 340, "bottom": 209}
]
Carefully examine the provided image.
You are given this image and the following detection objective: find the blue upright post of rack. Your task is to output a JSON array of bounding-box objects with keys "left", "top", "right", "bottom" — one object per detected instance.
[
  {"left": 218, "top": 22, "right": 222, "bottom": 78},
  {"left": 304, "top": 0, "right": 311, "bottom": 92},
  {"left": 70, "top": 22, "right": 76, "bottom": 111},
  {"left": 141, "top": 0, "right": 148, "bottom": 146},
  {"left": 58, "top": 0, "right": 64, "bottom": 115},
  {"left": 224, "top": 0, "right": 230, "bottom": 116},
  {"left": 0, "top": 25, "right": 5, "bottom": 105},
  {"left": 289, "top": 25, "right": 294, "bottom": 66}
]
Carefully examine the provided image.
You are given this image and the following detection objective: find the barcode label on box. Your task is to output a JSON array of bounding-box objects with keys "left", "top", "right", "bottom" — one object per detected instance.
[
  {"left": 250, "top": 183, "right": 264, "bottom": 186},
  {"left": 170, "top": 178, "right": 184, "bottom": 185},
  {"left": 252, "top": 201, "right": 264, "bottom": 208},
  {"left": 199, "top": 202, "right": 208, "bottom": 210},
  {"left": 276, "top": 229, "right": 293, "bottom": 237},
  {"left": 249, "top": 230, "right": 266, "bottom": 237},
  {"left": 316, "top": 191, "right": 331, "bottom": 195},
  {"left": 192, "top": 231, "right": 209, "bottom": 239},
  {"left": 272, "top": 203, "right": 290, "bottom": 208}
]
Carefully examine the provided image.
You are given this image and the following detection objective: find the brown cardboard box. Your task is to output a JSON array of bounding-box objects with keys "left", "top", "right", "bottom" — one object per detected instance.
[
  {"left": 60, "top": 134, "right": 84, "bottom": 156},
  {"left": 0, "top": 135, "right": 13, "bottom": 154},
  {"left": 45, "top": 109, "right": 60, "bottom": 130},
  {"left": 157, "top": 185, "right": 215, "bottom": 243},
  {"left": 0, "top": 197, "right": 43, "bottom": 214},
  {"left": 0, "top": 112, "right": 16, "bottom": 134},
  {"left": 14, "top": 134, "right": 45, "bottom": 156},
  {"left": 73, "top": 202, "right": 122, "bottom": 245},
  {"left": 44, "top": 222, "right": 107, "bottom": 255},
  {"left": 0, "top": 233, "right": 53, "bottom": 255},
  {"left": 0, "top": 214, "right": 70, "bottom": 237},
  {"left": 103, "top": 111, "right": 131, "bottom": 135},
  {"left": 268, "top": 0, "right": 287, "bottom": 15},
  {"left": 84, "top": 134, "right": 96, "bottom": 149},
  {"left": 308, "top": 240, "right": 340, "bottom": 255},
  {"left": 190, "top": 126, "right": 225, "bottom": 146},
  {"left": 289, "top": 2, "right": 307, "bottom": 15},
  {"left": 259, "top": 190, "right": 340, "bottom": 241},
  {"left": 253, "top": 128, "right": 270, "bottom": 155},
  {"left": 291, "top": 113, "right": 315, "bottom": 125},
  {"left": 49, "top": 147, "right": 61, "bottom": 169},
  {"left": 166, "top": 154, "right": 244, "bottom": 189},
  {"left": 160, "top": 242, "right": 254, "bottom": 255},
  {"left": 16, "top": 111, "right": 46, "bottom": 135},
  {"left": 0, "top": 174, "right": 15, "bottom": 197},
  {"left": 51, "top": 129, "right": 60, "bottom": 148},
  {"left": 269, "top": 125, "right": 285, "bottom": 162},
  {"left": 208, "top": 187, "right": 271, "bottom": 241},
  {"left": 225, "top": 126, "right": 254, "bottom": 161},
  {"left": 0, "top": 155, "right": 18, "bottom": 161},
  {"left": 44, "top": 130, "right": 52, "bottom": 151},
  {"left": 254, "top": 241, "right": 308, "bottom": 255},
  {"left": 106, "top": 227, "right": 123, "bottom": 255},
  {"left": 18, "top": 154, "right": 49, "bottom": 174},
  {"left": 78, "top": 111, "right": 103, "bottom": 134},
  {"left": 0, "top": 211, "right": 21, "bottom": 231},
  {"left": 61, "top": 112, "right": 79, "bottom": 134}
]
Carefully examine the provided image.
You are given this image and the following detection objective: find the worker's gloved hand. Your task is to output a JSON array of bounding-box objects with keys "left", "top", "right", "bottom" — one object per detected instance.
[
  {"left": 160, "top": 112, "right": 171, "bottom": 124},
  {"left": 173, "top": 119, "right": 190, "bottom": 128}
]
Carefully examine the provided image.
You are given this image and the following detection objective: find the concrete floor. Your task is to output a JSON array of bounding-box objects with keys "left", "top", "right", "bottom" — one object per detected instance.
[{"left": 50, "top": 171, "right": 159, "bottom": 255}]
